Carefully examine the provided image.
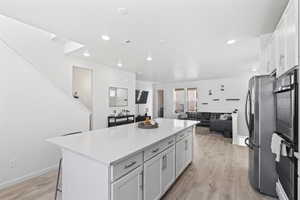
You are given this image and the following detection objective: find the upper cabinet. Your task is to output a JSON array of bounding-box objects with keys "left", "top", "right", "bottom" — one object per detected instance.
[
  {"left": 261, "top": 35, "right": 276, "bottom": 74},
  {"left": 275, "top": 0, "right": 299, "bottom": 76},
  {"left": 285, "top": 0, "right": 298, "bottom": 69},
  {"left": 260, "top": 0, "right": 298, "bottom": 76}
]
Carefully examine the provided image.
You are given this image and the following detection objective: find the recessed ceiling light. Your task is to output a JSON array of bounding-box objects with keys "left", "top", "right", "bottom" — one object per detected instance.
[
  {"left": 83, "top": 50, "right": 90, "bottom": 57},
  {"left": 146, "top": 56, "right": 153, "bottom": 61},
  {"left": 102, "top": 35, "right": 110, "bottom": 41},
  {"left": 118, "top": 8, "right": 128, "bottom": 15},
  {"left": 227, "top": 39, "right": 236, "bottom": 45},
  {"left": 117, "top": 62, "right": 123, "bottom": 67},
  {"left": 49, "top": 33, "right": 57, "bottom": 40}
]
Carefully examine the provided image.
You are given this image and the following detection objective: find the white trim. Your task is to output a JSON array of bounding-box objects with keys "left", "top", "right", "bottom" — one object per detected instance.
[{"left": 0, "top": 164, "right": 58, "bottom": 190}]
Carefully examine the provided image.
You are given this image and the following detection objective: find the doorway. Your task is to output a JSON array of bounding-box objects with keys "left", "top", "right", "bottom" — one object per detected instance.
[
  {"left": 157, "top": 89, "right": 164, "bottom": 118},
  {"left": 72, "top": 66, "right": 93, "bottom": 129}
]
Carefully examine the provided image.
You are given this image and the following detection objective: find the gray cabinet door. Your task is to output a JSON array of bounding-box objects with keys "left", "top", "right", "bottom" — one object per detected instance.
[
  {"left": 161, "top": 146, "right": 175, "bottom": 193},
  {"left": 111, "top": 166, "right": 143, "bottom": 200},
  {"left": 144, "top": 154, "right": 162, "bottom": 200},
  {"left": 176, "top": 139, "right": 186, "bottom": 177}
]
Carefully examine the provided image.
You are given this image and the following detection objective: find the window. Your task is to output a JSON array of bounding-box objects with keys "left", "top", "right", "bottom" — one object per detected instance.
[
  {"left": 187, "top": 88, "right": 198, "bottom": 112},
  {"left": 174, "top": 88, "right": 185, "bottom": 113}
]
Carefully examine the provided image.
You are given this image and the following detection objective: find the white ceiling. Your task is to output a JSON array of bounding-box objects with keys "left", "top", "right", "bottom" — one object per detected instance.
[{"left": 0, "top": 0, "right": 288, "bottom": 82}]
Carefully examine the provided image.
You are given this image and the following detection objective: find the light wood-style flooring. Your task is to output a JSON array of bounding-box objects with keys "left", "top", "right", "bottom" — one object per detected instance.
[{"left": 0, "top": 127, "right": 276, "bottom": 200}]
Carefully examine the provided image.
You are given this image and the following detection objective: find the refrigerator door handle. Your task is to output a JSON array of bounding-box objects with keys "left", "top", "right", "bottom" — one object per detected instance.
[{"left": 245, "top": 90, "right": 251, "bottom": 132}]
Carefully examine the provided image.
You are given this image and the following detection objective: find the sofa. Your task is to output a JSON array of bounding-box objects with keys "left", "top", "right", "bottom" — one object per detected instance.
[
  {"left": 179, "top": 112, "right": 232, "bottom": 138},
  {"left": 210, "top": 119, "right": 232, "bottom": 138}
]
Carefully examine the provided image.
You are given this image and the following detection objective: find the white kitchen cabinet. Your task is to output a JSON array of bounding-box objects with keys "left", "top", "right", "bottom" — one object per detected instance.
[
  {"left": 265, "top": 44, "right": 272, "bottom": 74},
  {"left": 274, "top": 0, "right": 298, "bottom": 77},
  {"left": 269, "top": 36, "right": 276, "bottom": 73},
  {"left": 111, "top": 166, "right": 143, "bottom": 200},
  {"left": 285, "top": 0, "right": 298, "bottom": 70},
  {"left": 49, "top": 119, "right": 197, "bottom": 200},
  {"left": 260, "top": 35, "right": 274, "bottom": 75},
  {"left": 275, "top": 16, "right": 287, "bottom": 76},
  {"left": 144, "top": 153, "right": 162, "bottom": 200},
  {"left": 144, "top": 145, "right": 176, "bottom": 200},
  {"left": 264, "top": 36, "right": 276, "bottom": 74},
  {"left": 175, "top": 132, "right": 193, "bottom": 178},
  {"left": 161, "top": 146, "right": 175, "bottom": 193},
  {"left": 186, "top": 135, "right": 193, "bottom": 166},
  {"left": 175, "top": 138, "right": 186, "bottom": 177}
]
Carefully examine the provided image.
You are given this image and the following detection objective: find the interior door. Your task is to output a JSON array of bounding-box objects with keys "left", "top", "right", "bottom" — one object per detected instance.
[
  {"left": 157, "top": 90, "right": 164, "bottom": 118},
  {"left": 161, "top": 146, "right": 175, "bottom": 193},
  {"left": 72, "top": 66, "right": 93, "bottom": 111},
  {"left": 144, "top": 154, "right": 162, "bottom": 200},
  {"left": 111, "top": 166, "right": 143, "bottom": 200}
]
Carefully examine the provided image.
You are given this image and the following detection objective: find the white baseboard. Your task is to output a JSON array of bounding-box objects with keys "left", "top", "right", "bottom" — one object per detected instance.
[{"left": 0, "top": 164, "right": 58, "bottom": 190}]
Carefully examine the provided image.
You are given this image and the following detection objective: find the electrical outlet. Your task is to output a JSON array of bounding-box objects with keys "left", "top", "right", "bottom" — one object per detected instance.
[{"left": 9, "top": 159, "right": 16, "bottom": 169}]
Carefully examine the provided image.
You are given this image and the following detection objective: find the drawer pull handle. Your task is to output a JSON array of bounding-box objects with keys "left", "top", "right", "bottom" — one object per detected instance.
[
  {"left": 162, "top": 155, "right": 167, "bottom": 170},
  {"left": 124, "top": 161, "right": 137, "bottom": 169},
  {"left": 185, "top": 140, "right": 188, "bottom": 150},
  {"left": 152, "top": 148, "right": 160, "bottom": 153}
]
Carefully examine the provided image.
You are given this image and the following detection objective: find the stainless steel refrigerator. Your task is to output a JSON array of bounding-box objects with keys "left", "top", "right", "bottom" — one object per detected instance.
[{"left": 245, "top": 75, "right": 277, "bottom": 197}]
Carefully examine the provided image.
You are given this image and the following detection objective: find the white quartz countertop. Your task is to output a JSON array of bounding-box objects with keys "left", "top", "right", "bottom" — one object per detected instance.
[{"left": 47, "top": 118, "right": 197, "bottom": 165}]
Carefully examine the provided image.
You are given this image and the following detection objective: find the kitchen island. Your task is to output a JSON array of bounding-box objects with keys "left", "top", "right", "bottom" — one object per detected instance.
[{"left": 47, "top": 118, "right": 197, "bottom": 200}]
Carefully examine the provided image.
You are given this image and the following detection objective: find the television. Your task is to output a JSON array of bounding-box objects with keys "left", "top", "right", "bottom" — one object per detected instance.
[{"left": 136, "top": 90, "right": 149, "bottom": 104}]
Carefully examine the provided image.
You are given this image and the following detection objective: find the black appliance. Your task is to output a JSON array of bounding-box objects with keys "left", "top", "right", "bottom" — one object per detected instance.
[
  {"left": 135, "top": 90, "right": 149, "bottom": 104},
  {"left": 274, "top": 67, "right": 298, "bottom": 200}
]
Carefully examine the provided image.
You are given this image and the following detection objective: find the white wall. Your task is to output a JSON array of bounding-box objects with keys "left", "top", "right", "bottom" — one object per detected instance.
[
  {"left": 154, "top": 74, "right": 252, "bottom": 136},
  {"left": 0, "top": 39, "right": 90, "bottom": 189},
  {"left": 94, "top": 65, "right": 136, "bottom": 129},
  {"left": 0, "top": 15, "right": 135, "bottom": 188},
  {"left": 136, "top": 81, "right": 154, "bottom": 117},
  {"left": 64, "top": 56, "right": 136, "bottom": 129},
  {"left": 0, "top": 15, "right": 70, "bottom": 93}
]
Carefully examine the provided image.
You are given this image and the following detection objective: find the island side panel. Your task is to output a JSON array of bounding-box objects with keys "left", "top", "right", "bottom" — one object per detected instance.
[{"left": 62, "top": 149, "right": 110, "bottom": 200}]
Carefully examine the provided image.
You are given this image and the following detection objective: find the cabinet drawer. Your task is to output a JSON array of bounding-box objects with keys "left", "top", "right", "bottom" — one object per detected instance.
[
  {"left": 144, "top": 136, "right": 175, "bottom": 161},
  {"left": 111, "top": 152, "right": 143, "bottom": 182},
  {"left": 176, "top": 128, "right": 192, "bottom": 142},
  {"left": 161, "top": 137, "right": 175, "bottom": 151}
]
